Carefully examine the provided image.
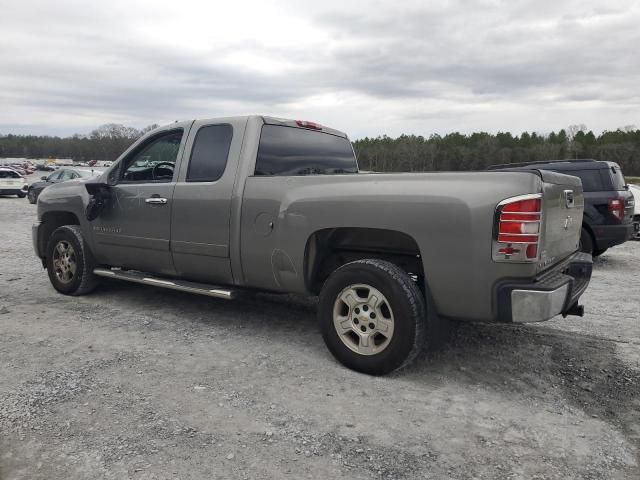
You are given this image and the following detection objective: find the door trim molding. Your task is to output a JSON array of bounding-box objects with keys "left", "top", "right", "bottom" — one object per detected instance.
[{"left": 171, "top": 240, "right": 229, "bottom": 258}]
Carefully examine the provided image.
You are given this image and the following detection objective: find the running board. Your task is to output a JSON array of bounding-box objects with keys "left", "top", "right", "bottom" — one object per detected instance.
[{"left": 93, "top": 268, "right": 235, "bottom": 300}]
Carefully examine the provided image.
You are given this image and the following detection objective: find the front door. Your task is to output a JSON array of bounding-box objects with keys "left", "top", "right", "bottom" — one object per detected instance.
[{"left": 91, "top": 127, "right": 189, "bottom": 276}]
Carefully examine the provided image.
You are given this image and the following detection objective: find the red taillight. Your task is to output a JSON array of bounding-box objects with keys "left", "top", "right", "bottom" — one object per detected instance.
[
  {"left": 498, "top": 221, "right": 539, "bottom": 235},
  {"left": 502, "top": 198, "right": 541, "bottom": 213},
  {"left": 494, "top": 195, "right": 542, "bottom": 261},
  {"left": 500, "top": 212, "right": 541, "bottom": 221},
  {"left": 498, "top": 246, "right": 520, "bottom": 255},
  {"left": 295, "top": 120, "right": 322, "bottom": 130},
  {"left": 608, "top": 198, "right": 624, "bottom": 221}
]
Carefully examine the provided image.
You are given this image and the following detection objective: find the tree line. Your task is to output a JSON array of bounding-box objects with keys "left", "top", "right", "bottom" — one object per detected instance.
[
  {"left": 353, "top": 125, "right": 640, "bottom": 176},
  {"left": 1, "top": 123, "right": 639, "bottom": 175},
  {"left": 0, "top": 123, "right": 158, "bottom": 163}
]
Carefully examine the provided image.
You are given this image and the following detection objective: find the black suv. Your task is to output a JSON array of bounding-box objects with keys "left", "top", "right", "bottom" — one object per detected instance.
[{"left": 488, "top": 159, "right": 635, "bottom": 256}]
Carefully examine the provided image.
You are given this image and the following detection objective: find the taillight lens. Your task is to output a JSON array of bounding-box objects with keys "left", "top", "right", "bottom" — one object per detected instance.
[
  {"left": 493, "top": 195, "right": 542, "bottom": 262},
  {"left": 608, "top": 198, "right": 624, "bottom": 222}
]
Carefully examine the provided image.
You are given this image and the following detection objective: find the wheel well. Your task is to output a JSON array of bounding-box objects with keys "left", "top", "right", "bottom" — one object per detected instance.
[
  {"left": 305, "top": 228, "right": 424, "bottom": 295},
  {"left": 38, "top": 211, "right": 80, "bottom": 258}
]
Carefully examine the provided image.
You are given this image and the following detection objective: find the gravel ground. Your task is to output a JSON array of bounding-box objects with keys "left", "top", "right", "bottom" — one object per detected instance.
[{"left": 1, "top": 186, "right": 639, "bottom": 479}]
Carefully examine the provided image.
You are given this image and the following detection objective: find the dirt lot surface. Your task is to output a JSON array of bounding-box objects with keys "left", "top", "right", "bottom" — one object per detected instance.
[{"left": 1, "top": 189, "right": 639, "bottom": 479}]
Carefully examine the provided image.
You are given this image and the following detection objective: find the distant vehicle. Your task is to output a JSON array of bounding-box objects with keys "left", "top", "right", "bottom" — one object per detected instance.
[
  {"left": 27, "top": 167, "right": 104, "bottom": 204},
  {"left": 36, "top": 163, "right": 55, "bottom": 171},
  {"left": 0, "top": 167, "right": 28, "bottom": 198},
  {"left": 8, "top": 165, "right": 27, "bottom": 175},
  {"left": 54, "top": 159, "right": 74, "bottom": 167},
  {"left": 629, "top": 184, "right": 640, "bottom": 239},
  {"left": 488, "top": 159, "right": 635, "bottom": 256}
]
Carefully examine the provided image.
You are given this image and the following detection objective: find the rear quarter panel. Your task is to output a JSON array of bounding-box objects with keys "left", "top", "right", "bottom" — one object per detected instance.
[{"left": 240, "top": 171, "right": 545, "bottom": 321}]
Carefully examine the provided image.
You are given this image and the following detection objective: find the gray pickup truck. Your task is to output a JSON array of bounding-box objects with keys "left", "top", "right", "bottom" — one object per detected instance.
[{"left": 33, "top": 116, "right": 592, "bottom": 375}]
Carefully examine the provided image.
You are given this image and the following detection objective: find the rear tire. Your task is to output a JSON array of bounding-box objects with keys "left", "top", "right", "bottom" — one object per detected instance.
[
  {"left": 45, "top": 225, "right": 99, "bottom": 296},
  {"left": 579, "top": 227, "right": 594, "bottom": 255},
  {"left": 27, "top": 189, "right": 37, "bottom": 204},
  {"left": 318, "top": 259, "right": 427, "bottom": 375},
  {"left": 593, "top": 248, "right": 607, "bottom": 257}
]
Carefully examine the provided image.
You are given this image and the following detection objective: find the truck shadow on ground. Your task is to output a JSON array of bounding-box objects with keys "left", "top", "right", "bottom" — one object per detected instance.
[{"left": 89, "top": 279, "right": 639, "bottom": 447}]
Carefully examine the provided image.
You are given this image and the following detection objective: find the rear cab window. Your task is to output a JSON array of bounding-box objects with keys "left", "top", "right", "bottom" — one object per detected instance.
[
  {"left": 255, "top": 125, "right": 358, "bottom": 176},
  {"left": 569, "top": 169, "right": 604, "bottom": 192}
]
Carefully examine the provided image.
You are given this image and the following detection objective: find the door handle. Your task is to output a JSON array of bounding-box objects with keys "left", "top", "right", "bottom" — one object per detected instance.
[{"left": 145, "top": 197, "right": 168, "bottom": 205}]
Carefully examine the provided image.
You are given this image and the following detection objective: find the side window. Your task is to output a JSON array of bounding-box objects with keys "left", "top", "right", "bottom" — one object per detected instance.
[
  {"left": 607, "top": 165, "right": 626, "bottom": 191},
  {"left": 48, "top": 171, "right": 63, "bottom": 182},
  {"left": 187, "top": 124, "right": 233, "bottom": 182},
  {"left": 120, "top": 130, "right": 183, "bottom": 183},
  {"left": 59, "top": 170, "right": 74, "bottom": 181}
]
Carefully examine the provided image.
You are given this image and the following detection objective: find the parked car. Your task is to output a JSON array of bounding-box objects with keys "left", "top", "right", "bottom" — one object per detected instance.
[
  {"left": 8, "top": 164, "right": 27, "bottom": 176},
  {"left": 0, "top": 167, "right": 28, "bottom": 198},
  {"left": 27, "top": 167, "right": 104, "bottom": 204},
  {"left": 629, "top": 184, "right": 640, "bottom": 239},
  {"left": 35, "top": 162, "right": 55, "bottom": 171},
  {"left": 488, "top": 159, "right": 635, "bottom": 256},
  {"left": 32, "top": 116, "right": 591, "bottom": 375}
]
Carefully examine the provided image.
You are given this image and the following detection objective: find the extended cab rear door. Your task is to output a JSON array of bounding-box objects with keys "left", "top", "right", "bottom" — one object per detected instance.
[{"left": 170, "top": 117, "right": 248, "bottom": 285}]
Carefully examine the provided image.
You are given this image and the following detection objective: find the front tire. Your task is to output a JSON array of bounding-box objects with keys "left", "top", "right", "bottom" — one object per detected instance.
[
  {"left": 17, "top": 191, "right": 26, "bottom": 198},
  {"left": 318, "top": 259, "right": 427, "bottom": 375},
  {"left": 45, "top": 225, "right": 99, "bottom": 295},
  {"left": 27, "top": 189, "right": 37, "bottom": 204}
]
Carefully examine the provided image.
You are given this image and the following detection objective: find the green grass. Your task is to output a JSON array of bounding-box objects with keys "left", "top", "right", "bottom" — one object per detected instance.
[{"left": 625, "top": 176, "right": 640, "bottom": 185}]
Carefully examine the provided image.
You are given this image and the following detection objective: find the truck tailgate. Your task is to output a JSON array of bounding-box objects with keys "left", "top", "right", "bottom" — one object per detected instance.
[{"left": 537, "top": 170, "right": 584, "bottom": 270}]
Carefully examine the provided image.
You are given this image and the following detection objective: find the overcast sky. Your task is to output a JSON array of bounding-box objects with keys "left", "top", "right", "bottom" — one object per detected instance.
[{"left": 1, "top": 0, "right": 638, "bottom": 138}]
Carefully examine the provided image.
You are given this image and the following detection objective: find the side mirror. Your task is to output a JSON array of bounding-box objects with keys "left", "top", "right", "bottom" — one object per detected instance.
[
  {"left": 85, "top": 181, "right": 109, "bottom": 196},
  {"left": 85, "top": 181, "right": 112, "bottom": 221},
  {"left": 107, "top": 164, "right": 120, "bottom": 186}
]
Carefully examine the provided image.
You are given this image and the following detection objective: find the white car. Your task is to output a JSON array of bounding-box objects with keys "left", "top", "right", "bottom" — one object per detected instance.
[
  {"left": 629, "top": 184, "right": 640, "bottom": 239},
  {"left": 0, "top": 167, "right": 28, "bottom": 198}
]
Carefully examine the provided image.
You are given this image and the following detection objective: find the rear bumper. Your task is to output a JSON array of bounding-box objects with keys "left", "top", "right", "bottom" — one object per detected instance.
[
  {"left": 592, "top": 223, "right": 634, "bottom": 249},
  {"left": 496, "top": 252, "right": 592, "bottom": 323}
]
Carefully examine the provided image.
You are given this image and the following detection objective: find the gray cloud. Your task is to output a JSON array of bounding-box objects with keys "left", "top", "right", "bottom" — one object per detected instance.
[{"left": 1, "top": 0, "right": 638, "bottom": 138}]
